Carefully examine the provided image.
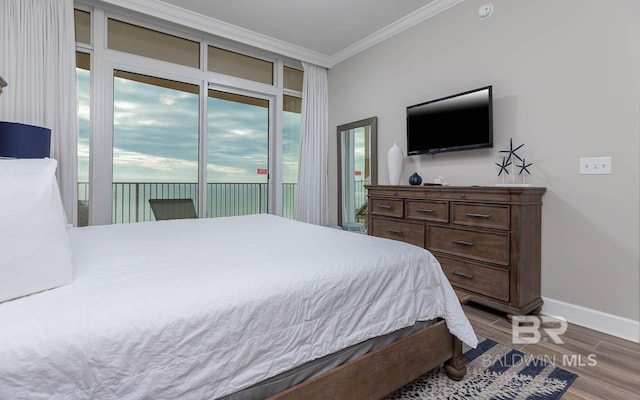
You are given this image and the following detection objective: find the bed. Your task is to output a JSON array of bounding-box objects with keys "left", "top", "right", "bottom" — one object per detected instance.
[{"left": 0, "top": 159, "right": 477, "bottom": 399}]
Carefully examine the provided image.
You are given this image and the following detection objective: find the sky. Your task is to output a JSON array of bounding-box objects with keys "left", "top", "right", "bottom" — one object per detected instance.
[{"left": 77, "top": 69, "right": 301, "bottom": 185}]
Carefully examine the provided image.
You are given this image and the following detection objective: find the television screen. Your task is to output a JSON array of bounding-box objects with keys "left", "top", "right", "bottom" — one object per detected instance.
[{"left": 406, "top": 86, "right": 493, "bottom": 156}]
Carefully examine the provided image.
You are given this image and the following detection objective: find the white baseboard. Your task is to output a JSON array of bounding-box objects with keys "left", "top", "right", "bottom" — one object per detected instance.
[{"left": 541, "top": 297, "right": 640, "bottom": 343}]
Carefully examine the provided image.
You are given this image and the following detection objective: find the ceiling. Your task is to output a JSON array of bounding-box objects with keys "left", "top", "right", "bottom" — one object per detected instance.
[
  {"left": 160, "top": 0, "right": 440, "bottom": 56},
  {"left": 113, "top": 0, "right": 463, "bottom": 67}
]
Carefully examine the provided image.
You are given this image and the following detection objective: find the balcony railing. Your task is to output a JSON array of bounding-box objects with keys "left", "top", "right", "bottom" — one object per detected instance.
[
  {"left": 78, "top": 182, "right": 297, "bottom": 225},
  {"left": 77, "top": 180, "right": 366, "bottom": 225}
]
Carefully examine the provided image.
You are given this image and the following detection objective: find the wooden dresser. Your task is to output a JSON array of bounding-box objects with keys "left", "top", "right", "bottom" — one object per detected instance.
[{"left": 366, "top": 185, "right": 546, "bottom": 315}]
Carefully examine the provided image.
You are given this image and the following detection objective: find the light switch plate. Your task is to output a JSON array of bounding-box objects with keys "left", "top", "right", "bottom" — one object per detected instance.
[{"left": 579, "top": 157, "right": 612, "bottom": 175}]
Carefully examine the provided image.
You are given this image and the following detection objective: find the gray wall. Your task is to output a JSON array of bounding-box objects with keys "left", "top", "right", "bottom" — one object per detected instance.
[{"left": 328, "top": 0, "right": 639, "bottom": 321}]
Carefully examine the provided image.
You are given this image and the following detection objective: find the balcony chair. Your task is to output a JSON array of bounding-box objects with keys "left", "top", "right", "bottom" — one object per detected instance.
[{"left": 149, "top": 198, "right": 197, "bottom": 221}]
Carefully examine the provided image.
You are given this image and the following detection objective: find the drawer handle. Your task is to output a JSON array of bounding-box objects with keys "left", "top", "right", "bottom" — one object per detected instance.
[
  {"left": 452, "top": 240, "right": 475, "bottom": 247},
  {"left": 459, "top": 194, "right": 466, "bottom": 199},
  {"left": 453, "top": 271, "right": 475, "bottom": 280},
  {"left": 466, "top": 213, "right": 490, "bottom": 219},
  {"left": 377, "top": 204, "right": 393, "bottom": 209},
  {"left": 417, "top": 208, "right": 435, "bottom": 213},
  {"left": 387, "top": 229, "right": 403, "bottom": 235}
]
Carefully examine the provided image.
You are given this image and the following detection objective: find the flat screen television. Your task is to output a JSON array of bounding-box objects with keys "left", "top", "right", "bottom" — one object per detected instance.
[{"left": 406, "top": 85, "right": 493, "bottom": 156}]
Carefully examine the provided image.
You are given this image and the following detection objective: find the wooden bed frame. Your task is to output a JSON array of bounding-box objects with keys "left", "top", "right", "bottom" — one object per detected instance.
[{"left": 268, "top": 319, "right": 468, "bottom": 400}]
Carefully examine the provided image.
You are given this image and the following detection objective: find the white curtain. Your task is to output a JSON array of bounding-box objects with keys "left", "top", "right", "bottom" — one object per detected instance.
[
  {"left": 0, "top": 0, "right": 78, "bottom": 224},
  {"left": 294, "top": 62, "right": 329, "bottom": 225}
]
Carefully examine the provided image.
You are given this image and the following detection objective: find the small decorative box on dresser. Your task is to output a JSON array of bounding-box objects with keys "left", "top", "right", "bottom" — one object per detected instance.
[{"left": 365, "top": 185, "right": 546, "bottom": 316}]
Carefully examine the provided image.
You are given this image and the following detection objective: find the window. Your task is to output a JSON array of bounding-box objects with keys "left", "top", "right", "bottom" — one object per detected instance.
[
  {"left": 282, "top": 95, "right": 301, "bottom": 218},
  {"left": 108, "top": 19, "right": 200, "bottom": 68},
  {"left": 208, "top": 46, "right": 273, "bottom": 85},
  {"left": 284, "top": 66, "right": 303, "bottom": 92},
  {"left": 74, "top": 10, "right": 91, "bottom": 44},
  {"left": 282, "top": 66, "right": 303, "bottom": 218},
  {"left": 75, "top": 6, "right": 302, "bottom": 225},
  {"left": 76, "top": 52, "right": 90, "bottom": 226}
]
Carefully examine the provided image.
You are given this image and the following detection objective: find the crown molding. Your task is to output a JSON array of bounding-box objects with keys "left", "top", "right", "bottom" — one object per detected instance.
[
  {"left": 329, "top": 0, "right": 464, "bottom": 66},
  {"left": 94, "top": 0, "right": 462, "bottom": 68}
]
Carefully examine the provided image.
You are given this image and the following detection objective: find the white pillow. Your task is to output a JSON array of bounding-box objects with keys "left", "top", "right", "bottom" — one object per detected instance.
[{"left": 0, "top": 158, "right": 73, "bottom": 303}]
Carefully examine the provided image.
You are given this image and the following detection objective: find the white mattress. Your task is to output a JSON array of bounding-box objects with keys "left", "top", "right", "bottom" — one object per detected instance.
[{"left": 0, "top": 214, "right": 476, "bottom": 399}]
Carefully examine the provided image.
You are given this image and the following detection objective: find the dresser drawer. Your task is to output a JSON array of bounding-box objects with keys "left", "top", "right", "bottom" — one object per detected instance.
[
  {"left": 370, "top": 198, "right": 404, "bottom": 218},
  {"left": 406, "top": 200, "right": 448, "bottom": 223},
  {"left": 452, "top": 203, "right": 510, "bottom": 230},
  {"left": 438, "top": 256, "right": 510, "bottom": 302},
  {"left": 423, "top": 189, "right": 511, "bottom": 202},
  {"left": 366, "top": 188, "right": 407, "bottom": 198},
  {"left": 370, "top": 218, "right": 424, "bottom": 247},
  {"left": 427, "top": 226, "right": 509, "bottom": 265}
]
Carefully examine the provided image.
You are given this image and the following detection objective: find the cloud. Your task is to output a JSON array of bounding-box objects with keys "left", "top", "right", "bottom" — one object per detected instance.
[
  {"left": 113, "top": 148, "right": 198, "bottom": 182},
  {"left": 207, "top": 164, "right": 245, "bottom": 175},
  {"left": 158, "top": 93, "right": 176, "bottom": 105}
]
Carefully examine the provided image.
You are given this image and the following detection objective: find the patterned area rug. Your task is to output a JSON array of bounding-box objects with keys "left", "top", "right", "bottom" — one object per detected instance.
[{"left": 385, "top": 336, "right": 577, "bottom": 400}]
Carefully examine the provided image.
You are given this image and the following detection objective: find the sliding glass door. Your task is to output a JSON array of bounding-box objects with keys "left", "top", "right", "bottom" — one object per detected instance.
[
  {"left": 110, "top": 75, "right": 271, "bottom": 223},
  {"left": 207, "top": 90, "right": 269, "bottom": 217},
  {"left": 112, "top": 70, "right": 200, "bottom": 223}
]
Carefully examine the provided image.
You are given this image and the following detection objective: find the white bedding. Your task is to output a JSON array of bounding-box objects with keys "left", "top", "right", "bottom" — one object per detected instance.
[{"left": 0, "top": 214, "right": 476, "bottom": 399}]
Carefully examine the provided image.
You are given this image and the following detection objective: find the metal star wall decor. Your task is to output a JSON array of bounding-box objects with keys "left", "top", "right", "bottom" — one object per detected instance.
[
  {"left": 499, "top": 138, "right": 524, "bottom": 163},
  {"left": 496, "top": 156, "right": 512, "bottom": 176},
  {"left": 518, "top": 158, "right": 533, "bottom": 175}
]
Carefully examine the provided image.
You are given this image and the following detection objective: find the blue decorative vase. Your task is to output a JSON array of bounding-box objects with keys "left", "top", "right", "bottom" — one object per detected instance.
[{"left": 409, "top": 172, "right": 422, "bottom": 185}]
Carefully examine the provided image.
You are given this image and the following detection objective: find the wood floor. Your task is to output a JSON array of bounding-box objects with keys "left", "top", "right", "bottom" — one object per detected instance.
[{"left": 463, "top": 303, "right": 640, "bottom": 400}]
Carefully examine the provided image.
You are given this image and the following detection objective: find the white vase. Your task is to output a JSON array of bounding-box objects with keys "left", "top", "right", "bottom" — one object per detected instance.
[{"left": 387, "top": 142, "right": 403, "bottom": 185}]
